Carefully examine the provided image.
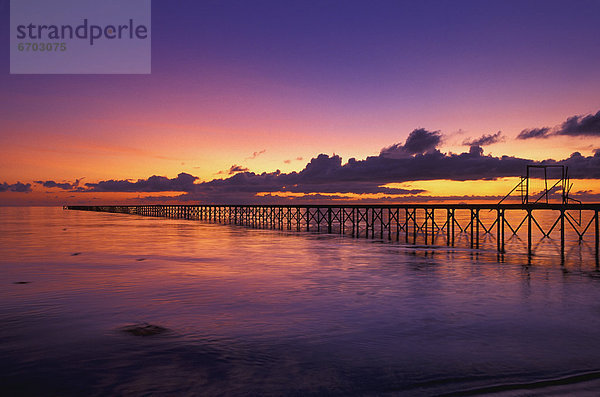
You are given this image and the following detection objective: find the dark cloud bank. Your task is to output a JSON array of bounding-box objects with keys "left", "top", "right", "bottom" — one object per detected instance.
[
  {"left": 517, "top": 110, "right": 600, "bottom": 140},
  {"left": 77, "top": 128, "right": 600, "bottom": 203},
  {"left": 9, "top": 110, "right": 598, "bottom": 202},
  {"left": 0, "top": 182, "right": 32, "bottom": 193},
  {"left": 34, "top": 179, "right": 84, "bottom": 191},
  {"left": 86, "top": 173, "right": 198, "bottom": 193},
  {"left": 517, "top": 127, "right": 551, "bottom": 140},
  {"left": 463, "top": 131, "right": 504, "bottom": 146}
]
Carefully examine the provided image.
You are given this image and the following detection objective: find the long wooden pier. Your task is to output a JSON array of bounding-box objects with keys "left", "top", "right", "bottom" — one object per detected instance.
[{"left": 66, "top": 203, "right": 600, "bottom": 261}]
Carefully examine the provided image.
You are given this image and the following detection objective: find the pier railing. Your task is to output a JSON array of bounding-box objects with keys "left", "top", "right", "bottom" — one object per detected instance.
[{"left": 65, "top": 203, "right": 600, "bottom": 261}]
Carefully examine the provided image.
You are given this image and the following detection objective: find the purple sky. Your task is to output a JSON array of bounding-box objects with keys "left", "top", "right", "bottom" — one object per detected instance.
[{"left": 1, "top": 0, "right": 599, "bottom": 204}]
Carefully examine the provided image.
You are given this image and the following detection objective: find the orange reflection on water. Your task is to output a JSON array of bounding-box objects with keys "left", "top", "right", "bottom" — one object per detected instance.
[{"left": 2, "top": 207, "right": 600, "bottom": 396}]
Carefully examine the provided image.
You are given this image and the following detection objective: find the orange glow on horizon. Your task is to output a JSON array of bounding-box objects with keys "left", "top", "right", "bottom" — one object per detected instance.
[{"left": 3, "top": 176, "right": 599, "bottom": 207}]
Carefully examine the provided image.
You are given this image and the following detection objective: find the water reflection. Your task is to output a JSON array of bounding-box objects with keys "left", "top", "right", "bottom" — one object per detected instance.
[{"left": 1, "top": 207, "right": 600, "bottom": 395}]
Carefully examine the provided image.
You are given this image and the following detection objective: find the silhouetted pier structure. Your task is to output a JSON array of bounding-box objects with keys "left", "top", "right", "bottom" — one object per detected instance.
[
  {"left": 65, "top": 165, "right": 600, "bottom": 262},
  {"left": 65, "top": 203, "right": 600, "bottom": 261}
]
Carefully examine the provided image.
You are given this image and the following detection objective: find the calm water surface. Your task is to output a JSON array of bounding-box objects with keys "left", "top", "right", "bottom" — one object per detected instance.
[{"left": 2, "top": 206, "right": 600, "bottom": 396}]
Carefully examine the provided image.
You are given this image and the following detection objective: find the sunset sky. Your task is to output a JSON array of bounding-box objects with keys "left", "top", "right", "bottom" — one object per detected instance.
[{"left": 1, "top": 0, "right": 599, "bottom": 205}]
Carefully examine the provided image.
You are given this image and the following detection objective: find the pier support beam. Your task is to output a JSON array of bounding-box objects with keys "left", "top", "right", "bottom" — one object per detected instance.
[
  {"left": 561, "top": 209, "right": 565, "bottom": 261},
  {"left": 475, "top": 209, "right": 480, "bottom": 250},
  {"left": 594, "top": 210, "right": 600, "bottom": 267},
  {"left": 424, "top": 208, "right": 428, "bottom": 245},
  {"left": 527, "top": 209, "right": 532, "bottom": 257},
  {"left": 496, "top": 209, "right": 502, "bottom": 253},
  {"left": 412, "top": 208, "right": 417, "bottom": 243},
  {"left": 470, "top": 209, "right": 474, "bottom": 249},
  {"left": 430, "top": 208, "right": 435, "bottom": 245}
]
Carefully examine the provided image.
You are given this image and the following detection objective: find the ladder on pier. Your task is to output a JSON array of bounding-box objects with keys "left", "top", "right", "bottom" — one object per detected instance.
[{"left": 497, "top": 165, "right": 583, "bottom": 225}]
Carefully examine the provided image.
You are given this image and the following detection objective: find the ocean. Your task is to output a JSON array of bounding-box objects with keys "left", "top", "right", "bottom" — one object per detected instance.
[{"left": 2, "top": 206, "right": 600, "bottom": 396}]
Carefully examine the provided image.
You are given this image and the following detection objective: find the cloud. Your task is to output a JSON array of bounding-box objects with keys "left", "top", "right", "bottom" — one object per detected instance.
[
  {"left": 284, "top": 157, "right": 304, "bottom": 164},
  {"left": 516, "top": 110, "right": 600, "bottom": 139},
  {"left": 380, "top": 128, "right": 442, "bottom": 158},
  {"left": 35, "top": 178, "right": 85, "bottom": 192},
  {"left": 216, "top": 165, "right": 250, "bottom": 175},
  {"left": 543, "top": 151, "right": 600, "bottom": 179},
  {"left": 182, "top": 144, "right": 600, "bottom": 202},
  {"left": 0, "top": 182, "right": 32, "bottom": 193},
  {"left": 59, "top": 126, "right": 600, "bottom": 203},
  {"left": 463, "top": 131, "right": 504, "bottom": 146},
  {"left": 228, "top": 165, "right": 249, "bottom": 174},
  {"left": 516, "top": 127, "right": 551, "bottom": 140},
  {"left": 468, "top": 145, "right": 484, "bottom": 156},
  {"left": 245, "top": 149, "right": 266, "bottom": 160},
  {"left": 166, "top": 148, "right": 522, "bottom": 202},
  {"left": 35, "top": 179, "right": 80, "bottom": 190},
  {"left": 557, "top": 110, "right": 600, "bottom": 136},
  {"left": 85, "top": 173, "right": 198, "bottom": 192}
]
